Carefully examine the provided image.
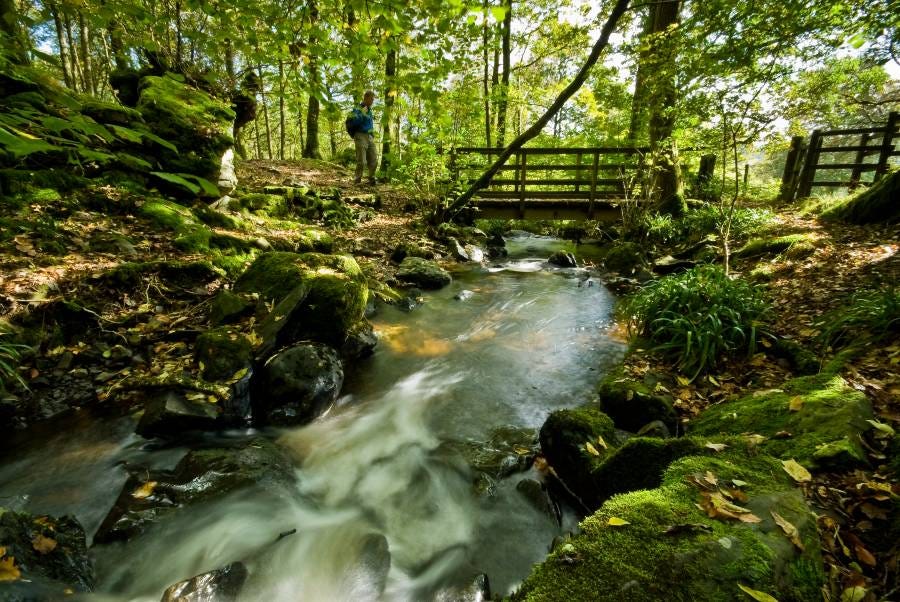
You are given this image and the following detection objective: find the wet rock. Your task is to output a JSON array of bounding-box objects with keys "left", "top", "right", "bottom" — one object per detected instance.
[
  {"left": 352, "top": 534, "right": 392, "bottom": 599},
  {"left": 253, "top": 343, "right": 343, "bottom": 426},
  {"left": 449, "top": 237, "right": 485, "bottom": 263},
  {"left": 434, "top": 574, "right": 491, "bottom": 602},
  {"left": 441, "top": 426, "right": 538, "bottom": 495},
  {"left": 95, "top": 438, "right": 296, "bottom": 543},
  {"left": 396, "top": 257, "right": 451, "bottom": 290},
  {"left": 548, "top": 251, "right": 577, "bottom": 268},
  {"left": 208, "top": 290, "right": 256, "bottom": 326},
  {"left": 341, "top": 320, "right": 378, "bottom": 360},
  {"left": 512, "top": 448, "right": 824, "bottom": 601},
  {"left": 454, "top": 290, "right": 475, "bottom": 301},
  {"left": 689, "top": 373, "right": 873, "bottom": 470},
  {"left": 161, "top": 562, "right": 247, "bottom": 602},
  {"left": 636, "top": 420, "right": 671, "bottom": 438},
  {"left": 0, "top": 510, "right": 94, "bottom": 601},
  {"left": 390, "top": 242, "right": 433, "bottom": 264},
  {"left": 596, "top": 366, "right": 678, "bottom": 433},
  {"left": 194, "top": 326, "right": 253, "bottom": 381},
  {"left": 516, "top": 478, "right": 562, "bottom": 525},
  {"left": 603, "top": 241, "right": 645, "bottom": 274}
]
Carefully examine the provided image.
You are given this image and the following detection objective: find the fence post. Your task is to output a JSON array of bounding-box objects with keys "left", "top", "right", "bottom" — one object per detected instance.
[
  {"left": 796, "top": 131, "right": 823, "bottom": 200},
  {"left": 697, "top": 153, "right": 716, "bottom": 201},
  {"left": 588, "top": 151, "right": 599, "bottom": 218},
  {"left": 518, "top": 150, "right": 527, "bottom": 219},
  {"left": 742, "top": 163, "right": 749, "bottom": 194},
  {"left": 513, "top": 152, "right": 520, "bottom": 193},
  {"left": 779, "top": 136, "right": 806, "bottom": 201},
  {"left": 874, "top": 111, "right": 899, "bottom": 182},
  {"left": 449, "top": 148, "right": 457, "bottom": 184},
  {"left": 849, "top": 132, "right": 872, "bottom": 191},
  {"left": 575, "top": 152, "right": 583, "bottom": 193}
]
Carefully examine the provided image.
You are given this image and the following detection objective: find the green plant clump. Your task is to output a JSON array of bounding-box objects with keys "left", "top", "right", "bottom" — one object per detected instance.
[
  {"left": 0, "top": 332, "right": 27, "bottom": 393},
  {"left": 619, "top": 265, "right": 769, "bottom": 379},
  {"left": 817, "top": 286, "right": 900, "bottom": 350}
]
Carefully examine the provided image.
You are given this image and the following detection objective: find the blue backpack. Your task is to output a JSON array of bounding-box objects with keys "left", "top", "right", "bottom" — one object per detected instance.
[{"left": 345, "top": 108, "right": 363, "bottom": 138}]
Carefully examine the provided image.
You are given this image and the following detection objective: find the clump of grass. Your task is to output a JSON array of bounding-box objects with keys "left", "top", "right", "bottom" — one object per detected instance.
[
  {"left": 817, "top": 286, "right": 900, "bottom": 350},
  {"left": 619, "top": 265, "right": 770, "bottom": 379},
  {"left": 638, "top": 205, "right": 775, "bottom": 245},
  {"left": 0, "top": 332, "right": 27, "bottom": 393}
]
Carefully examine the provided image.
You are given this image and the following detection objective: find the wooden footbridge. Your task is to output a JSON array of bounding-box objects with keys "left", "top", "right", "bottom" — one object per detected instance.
[{"left": 450, "top": 146, "right": 649, "bottom": 220}]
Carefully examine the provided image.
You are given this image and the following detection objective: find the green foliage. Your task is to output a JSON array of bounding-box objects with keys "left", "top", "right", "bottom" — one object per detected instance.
[
  {"left": 638, "top": 205, "right": 775, "bottom": 245},
  {"left": 150, "top": 172, "right": 220, "bottom": 197},
  {"left": 0, "top": 332, "right": 27, "bottom": 393},
  {"left": 817, "top": 286, "right": 900, "bottom": 350},
  {"left": 619, "top": 265, "right": 769, "bottom": 379}
]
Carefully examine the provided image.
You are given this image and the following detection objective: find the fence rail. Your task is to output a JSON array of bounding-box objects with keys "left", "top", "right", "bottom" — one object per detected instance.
[{"left": 781, "top": 111, "right": 899, "bottom": 201}]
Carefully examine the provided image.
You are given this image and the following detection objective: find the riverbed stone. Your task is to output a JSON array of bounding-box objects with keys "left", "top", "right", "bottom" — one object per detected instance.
[
  {"left": 161, "top": 561, "right": 247, "bottom": 602},
  {"left": 194, "top": 326, "right": 253, "bottom": 381},
  {"left": 94, "top": 438, "right": 296, "bottom": 543},
  {"left": 603, "top": 241, "right": 645, "bottom": 274},
  {"left": 548, "top": 251, "right": 577, "bottom": 268},
  {"left": 208, "top": 289, "right": 256, "bottom": 326},
  {"left": 516, "top": 478, "right": 562, "bottom": 525},
  {"left": 689, "top": 373, "right": 873, "bottom": 470},
  {"left": 253, "top": 343, "right": 344, "bottom": 426},
  {"left": 434, "top": 574, "right": 491, "bottom": 602},
  {"left": 396, "top": 257, "right": 451, "bottom": 289},
  {"left": 511, "top": 447, "right": 824, "bottom": 601},
  {"left": 596, "top": 366, "right": 678, "bottom": 433},
  {"left": 0, "top": 510, "right": 94, "bottom": 601}
]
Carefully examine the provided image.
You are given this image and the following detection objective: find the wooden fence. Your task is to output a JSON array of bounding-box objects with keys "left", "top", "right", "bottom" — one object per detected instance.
[{"left": 781, "top": 111, "right": 899, "bottom": 201}]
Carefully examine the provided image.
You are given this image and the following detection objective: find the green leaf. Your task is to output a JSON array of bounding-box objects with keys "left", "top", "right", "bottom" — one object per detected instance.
[
  {"left": 150, "top": 171, "right": 200, "bottom": 194},
  {"left": 0, "top": 126, "right": 60, "bottom": 158},
  {"left": 490, "top": 6, "right": 508, "bottom": 22}
]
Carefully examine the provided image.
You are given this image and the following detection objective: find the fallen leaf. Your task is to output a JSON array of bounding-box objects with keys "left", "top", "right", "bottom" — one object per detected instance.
[
  {"left": 840, "top": 586, "right": 867, "bottom": 602},
  {"left": 866, "top": 419, "right": 895, "bottom": 438},
  {"left": 771, "top": 511, "right": 804, "bottom": 551},
  {"left": 738, "top": 583, "right": 779, "bottom": 601},
  {"left": 781, "top": 459, "right": 811, "bottom": 483},
  {"left": 703, "top": 471, "right": 718, "bottom": 486},
  {"left": 596, "top": 435, "right": 608, "bottom": 450},
  {"left": 705, "top": 442, "right": 728, "bottom": 452},
  {"left": 585, "top": 442, "right": 600, "bottom": 456},
  {"left": 663, "top": 523, "right": 713, "bottom": 535},
  {"left": 677, "top": 375, "right": 691, "bottom": 386},
  {"left": 854, "top": 543, "right": 876, "bottom": 567},
  {"left": 788, "top": 396, "right": 804, "bottom": 412},
  {"left": 607, "top": 517, "right": 630, "bottom": 526},
  {"left": 698, "top": 491, "right": 762, "bottom": 523},
  {"left": 131, "top": 481, "right": 158, "bottom": 499},
  {"left": 0, "top": 549, "right": 20, "bottom": 582},
  {"left": 31, "top": 534, "right": 57, "bottom": 555}
]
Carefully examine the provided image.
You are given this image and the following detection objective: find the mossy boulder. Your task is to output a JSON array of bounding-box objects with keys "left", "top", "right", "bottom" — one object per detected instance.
[
  {"left": 194, "top": 327, "right": 253, "bottom": 381},
  {"left": 395, "top": 257, "right": 451, "bottom": 289},
  {"left": 539, "top": 406, "right": 618, "bottom": 505},
  {"left": 603, "top": 241, "right": 645, "bottom": 274},
  {"left": 771, "top": 338, "right": 820, "bottom": 376},
  {"left": 512, "top": 447, "right": 824, "bottom": 601},
  {"left": 240, "top": 192, "right": 289, "bottom": 217},
  {"left": 689, "top": 374, "right": 873, "bottom": 470},
  {"left": 208, "top": 290, "right": 255, "bottom": 325},
  {"left": 136, "top": 73, "right": 234, "bottom": 179},
  {"left": 295, "top": 228, "right": 334, "bottom": 253},
  {"left": 597, "top": 365, "right": 678, "bottom": 433},
  {"left": 0, "top": 509, "right": 94, "bottom": 600},
  {"left": 735, "top": 234, "right": 815, "bottom": 259},
  {"left": 94, "top": 438, "right": 295, "bottom": 543},
  {"left": 80, "top": 99, "right": 143, "bottom": 126},
  {"left": 100, "top": 259, "right": 223, "bottom": 291},
  {"left": 235, "top": 252, "right": 368, "bottom": 346}
]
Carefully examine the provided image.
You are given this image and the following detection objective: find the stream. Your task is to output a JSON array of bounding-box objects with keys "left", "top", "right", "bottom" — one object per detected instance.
[{"left": 1, "top": 233, "right": 625, "bottom": 601}]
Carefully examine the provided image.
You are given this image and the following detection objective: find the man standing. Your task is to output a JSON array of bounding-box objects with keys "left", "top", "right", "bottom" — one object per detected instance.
[{"left": 349, "top": 90, "right": 377, "bottom": 185}]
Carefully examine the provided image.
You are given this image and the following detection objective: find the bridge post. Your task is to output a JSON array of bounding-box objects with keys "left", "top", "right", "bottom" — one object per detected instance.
[
  {"left": 518, "top": 150, "right": 528, "bottom": 219},
  {"left": 575, "top": 152, "right": 582, "bottom": 193},
  {"left": 874, "top": 111, "right": 898, "bottom": 182},
  {"left": 588, "top": 151, "right": 599, "bottom": 218},
  {"left": 849, "top": 132, "right": 872, "bottom": 191},
  {"left": 796, "top": 131, "right": 822, "bottom": 200}
]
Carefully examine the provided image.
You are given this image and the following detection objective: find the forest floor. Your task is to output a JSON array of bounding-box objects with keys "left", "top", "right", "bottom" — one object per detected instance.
[{"left": 2, "top": 159, "right": 898, "bottom": 597}]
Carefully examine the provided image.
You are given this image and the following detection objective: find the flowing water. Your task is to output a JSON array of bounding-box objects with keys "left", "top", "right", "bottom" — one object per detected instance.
[{"left": 0, "top": 234, "right": 625, "bottom": 601}]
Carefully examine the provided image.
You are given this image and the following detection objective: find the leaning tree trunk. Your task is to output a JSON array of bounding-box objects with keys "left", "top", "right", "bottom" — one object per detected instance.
[
  {"left": 380, "top": 46, "right": 397, "bottom": 178},
  {"left": 441, "top": 0, "right": 631, "bottom": 220},
  {"left": 826, "top": 170, "right": 900, "bottom": 224},
  {"left": 49, "top": 2, "right": 73, "bottom": 88},
  {"left": 495, "top": 0, "right": 512, "bottom": 148}
]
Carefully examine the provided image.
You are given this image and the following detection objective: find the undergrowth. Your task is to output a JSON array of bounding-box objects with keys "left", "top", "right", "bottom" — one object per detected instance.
[
  {"left": 0, "top": 332, "right": 27, "bottom": 393},
  {"left": 636, "top": 205, "right": 775, "bottom": 245},
  {"left": 817, "top": 286, "right": 900, "bottom": 350},
  {"left": 619, "top": 265, "right": 770, "bottom": 379}
]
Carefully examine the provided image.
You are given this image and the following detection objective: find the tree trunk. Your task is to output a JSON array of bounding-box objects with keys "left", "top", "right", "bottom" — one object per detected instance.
[
  {"left": 258, "top": 64, "right": 273, "bottom": 159},
  {"left": 302, "top": 1, "right": 322, "bottom": 159},
  {"left": 107, "top": 17, "right": 129, "bottom": 71},
  {"left": 224, "top": 39, "right": 235, "bottom": 87},
  {"left": 443, "top": 0, "right": 631, "bottom": 219},
  {"left": 278, "top": 60, "right": 286, "bottom": 160},
  {"left": 482, "top": 0, "right": 492, "bottom": 148},
  {"left": 0, "top": 0, "right": 29, "bottom": 63},
  {"left": 495, "top": 0, "right": 512, "bottom": 147},
  {"left": 174, "top": 0, "right": 183, "bottom": 69},
  {"left": 77, "top": 11, "right": 95, "bottom": 95},
  {"left": 380, "top": 47, "right": 397, "bottom": 177},
  {"left": 49, "top": 2, "right": 73, "bottom": 88},
  {"left": 64, "top": 12, "right": 83, "bottom": 92}
]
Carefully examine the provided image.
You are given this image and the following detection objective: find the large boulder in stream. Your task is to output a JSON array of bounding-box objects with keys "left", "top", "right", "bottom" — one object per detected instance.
[
  {"left": 596, "top": 365, "right": 678, "bottom": 433},
  {"left": 0, "top": 510, "right": 94, "bottom": 601},
  {"left": 252, "top": 343, "right": 344, "bottom": 426},
  {"left": 689, "top": 373, "right": 874, "bottom": 470},
  {"left": 94, "top": 438, "right": 296, "bottom": 543},
  {"left": 395, "top": 257, "right": 452, "bottom": 289},
  {"left": 511, "top": 444, "right": 824, "bottom": 601},
  {"left": 235, "top": 252, "right": 370, "bottom": 349},
  {"left": 161, "top": 561, "right": 248, "bottom": 602},
  {"left": 440, "top": 426, "right": 539, "bottom": 495}
]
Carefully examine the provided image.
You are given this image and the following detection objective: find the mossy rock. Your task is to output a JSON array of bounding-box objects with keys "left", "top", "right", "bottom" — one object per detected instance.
[
  {"left": 735, "top": 234, "right": 815, "bottom": 258},
  {"left": 80, "top": 99, "right": 143, "bottom": 126},
  {"left": 208, "top": 290, "right": 255, "bottom": 325},
  {"left": 539, "top": 406, "right": 618, "bottom": 505},
  {"left": 390, "top": 242, "right": 433, "bottom": 264},
  {"left": 136, "top": 73, "right": 234, "bottom": 178},
  {"left": 395, "top": 257, "right": 451, "bottom": 289},
  {"left": 100, "top": 260, "right": 223, "bottom": 290},
  {"left": 240, "top": 192, "right": 289, "bottom": 217},
  {"left": 140, "top": 198, "right": 199, "bottom": 232},
  {"left": 236, "top": 252, "right": 368, "bottom": 345},
  {"left": 192, "top": 204, "right": 244, "bottom": 230},
  {"left": 603, "top": 241, "right": 645, "bottom": 274},
  {"left": 194, "top": 327, "right": 252, "bottom": 381},
  {"left": 295, "top": 228, "right": 334, "bottom": 253},
  {"left": 689, "top": 373, "right": 873, "bottom": 470},
  {"left": 597, "top": 365, "right": 678, "bottom": 432},
  {"left": 770, "top": 338, "right": 820, "bottom": 376},
  {"left": 512, "top": 446, "right": 824, "bottom": 602}
]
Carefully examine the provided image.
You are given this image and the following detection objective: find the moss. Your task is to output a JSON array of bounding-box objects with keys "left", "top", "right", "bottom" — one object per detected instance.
[
  {"left": 233, "top": 251, "right": 363, "bottom": 303},
  {"left": 194, "top": 327, "right": 252, "bottom": 381},
  {"left": 25, "top": 187, "right": 62, "bottom": 204},
  {"left": 597, "top": 364, "right": 677, "bottom": 432},
  {"left": 771, "top": 338, "right": 820, "bottom": 376},
  {"left": 101, "top": 260, "right": 223, "bottom": 290},
  {"left": 240, "top": 193, "right": 289, "bottom": 217},
  {"left": 210, "top": 251, "right": 258, "bottom": 278},
  {"left": 208, "top": 290, "right": 255, "bottom": 325},
  {"left": 512, "top": 447, "right": 823, "bottom": 602},
  {"left": 141, "top": 198, "right": 198, "bottom": 232},
  {"left": 295, "top": 228, "right": 334, "bottom": 253},
  {"left": 192, "top": 204, "right": 245, "bottom": 230},
  {"left": 80, "top": 99, "right": 143, "bottom": 126},
  {"left": 735, "top": 234, "right": 815, "bottom": 258},
  {"left": 689, "top": 373, "right": 873, "bottom": 470}
]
